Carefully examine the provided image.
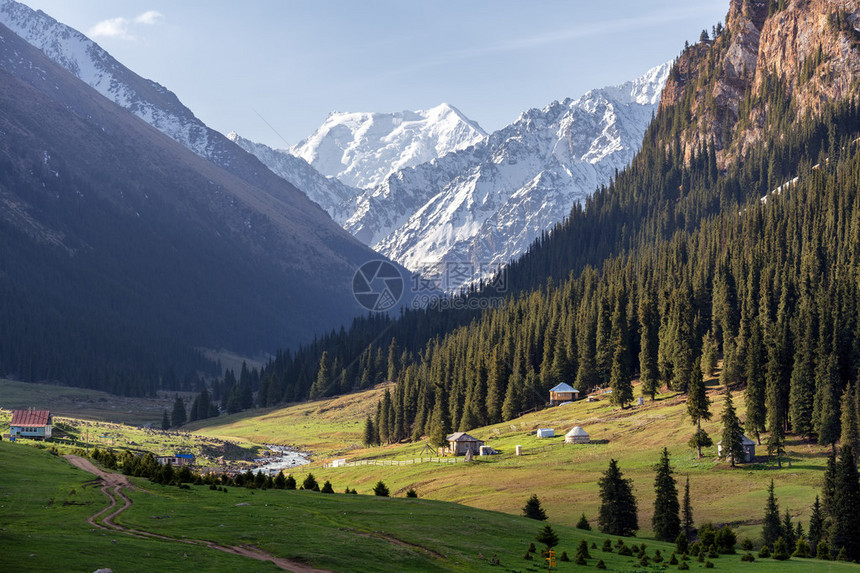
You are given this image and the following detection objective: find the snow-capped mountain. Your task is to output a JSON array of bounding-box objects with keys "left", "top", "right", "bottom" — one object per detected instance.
[
  {"left": 226, "top": 131, "right": 359, "bottom": 221},
  {"left": 346, "top": 63, "right": 672, "bottom": 291},
  {"left": 290, "top": 104, "right": 488, "bottom": 189}
]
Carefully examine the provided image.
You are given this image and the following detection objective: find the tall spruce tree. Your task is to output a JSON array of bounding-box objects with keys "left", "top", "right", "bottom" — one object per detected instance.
[
  {"left": 639, "top": 294, "right": 660, "bottom": 400},
  {"left": 170, "top": 395, "right": 186, "bottom": 428},
  {"left": 687, "top": 355, "right": 712, "bottom": 458},
  {"left": 808, "top": 496, "right": 824, "bottom": 550},
  {"left": 609, "top": 292, "right": 633, "bottom": 408},
  {"left": 682, "top": 475, "right": 694, "bottom": 538},
  {"left": 840, "top": 382, "right": 860, "bottom": 456},
  {"left": 720, "top": 387, "right": 745, "bottom": 467},
  {"left": 762, "top": 480, "right": 781, "bottom": 549},
  {"left": 598, "top": 459, "right": 638, "bottom": 536},
  {"left": 652, "top": 448, "right": 681, "bottom": 541},
  {"left": 744, "top": 322, "right": 767, "bottom": 444},
  {"left": 830, "top": 445, "right": 860, "bottom": 560},
  {"left": 814, "top": 351, "right": 841, "bottom": 451}
]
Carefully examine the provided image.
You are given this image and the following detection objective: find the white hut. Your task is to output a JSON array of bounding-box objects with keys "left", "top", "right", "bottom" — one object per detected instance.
[
  {"left": 565, "top": 426, "right": 590, "bottom": 444},
  {"left": 536, "top": 428, "right": 555, "bottom": 438},
  {"left": 717, "top": 434, "right": 756, "bottom": 463}
]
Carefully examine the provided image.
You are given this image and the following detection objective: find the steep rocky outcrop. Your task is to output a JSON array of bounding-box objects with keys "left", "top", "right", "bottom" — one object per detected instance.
[{"left": 660, "top": 0, "right": 860, "bottom": 166}]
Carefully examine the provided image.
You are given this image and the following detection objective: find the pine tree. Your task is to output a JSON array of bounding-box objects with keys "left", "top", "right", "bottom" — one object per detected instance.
[
  {"left": 171, "top": 395, "right": 186, "bottom": 428},
  {"left": 598, "top": 459, "right": 638, "bottom": 536},
  {"left": 536, "top": 524, "right": 560, "bottom": 550},
  {"left": 814, "top": 351, "right": 841, "bottom": 451},
  {"left": 363, "top": 416, "right": 377, "bottom": 446},
  {"left": 831, "top": 445, "right": 860, "bottom": 560},
  {"left": 687, "top": 356, "right": 712, "bottom": 457},
  {"left": 840, "top": 382, "right": 860, "bottom": 456},
  {"left": 762, "top": 480, "right": 781, "bottom": 549},
  {"left": 744, "top": 322, "right": 766, "bottom": 444},
  {"left": 161, "top": 409, "right": 170, "bottom": 430},
  {"left": 720, "top": 387, "right": 745, "bottom": 467},
  {"left": 682, "top": 475, "right": 694, "bottom": 538},
  {"left": 808, "top": 496, "right": 824, "bottom": 550},
  {"left": 652, "top": 448, "right": 681, "bottom": 541},
  {"left": 309, "top": 351, "right": 330, "bottom": 400},
  {"left": 522, "top": 494, "right": 548, "bottom": 521},
  {"left": 639, "top": 294, "right": 660, "bottom": 400},
  {"left": 821, "top": 449, "right": 838, "bottom": 518},
  {"left": 788, "top": 305, "right": 816, "bottom": 439},
  {"left": 609, "top": 293, "right": 633, "bottom": 408}
]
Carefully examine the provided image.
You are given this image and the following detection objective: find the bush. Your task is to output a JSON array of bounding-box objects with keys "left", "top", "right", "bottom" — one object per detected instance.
[
  {"left": 740, "top": 538, "right": 753, "bottom": 551},
  {"left": 707, "top": 544, "right": 719, "bottom": 558},
  {"left": 741, "top": 552, "right": 755, "bottom": 562},
  {"left": 602, "top": 538, "right": 612, "bottom": 552},
  {"left": 560, "top": 551, "right": 569, "bottom": 562},
  {"left": 285, "top": 475, "right": 296, "bottom": 490},
  {"left": 653, "top": 549, "right": 663, "bottom": 563},
  {"left": 373, "top": 481, "right": 389, "bottom": 497},
  {"left": 596, "top": 559, "right": 606, "bottom": 569},
  {"left": 618, "top": 544, "right": 633, "bottom": 556},
  {"left": 816, "top": 540, "right": 830, "bottom": 560},
  {"left": 523, "top": 552, "right": 532, "bottom": 560},
  {"left": 678, "top": 561, "right": 689, "bottom": 570},
  {"left": 758, "top": 545, "right": 771, "bottom": 558},
  {"left": 639, "top": 555, "right": 650, "bottom": 566},
  {"left": 716, "top": 525, "right": 737, "bottom": 553},
  {"left": 792, "top": 537, "right": 811, "bottom": 558},
  {"left": 698, "top": 523, "right": 717, "bottom": 549},
  {"left": 837, "top": 547, "right": 848, "bottom": 561},
  {"left": 676, "top": 532, "right": 689, "bottom": 554},
  {"left": 689, "top": 541, "right": 701, "bottom": 556},
  {"left": 320, "top": 480, "right": 334, "bottom": 493},
  {"left": 772, "top": 537, "right": 790, "bottom": 560},
  {"left": 527, "top": 542, "right": 536, "bottom": 554},
  {"left": 705, "top": 559, "right": 714, "bottom": 568},
  {"left": 405, "top": 488, "right": 418, "bottom": 498}
]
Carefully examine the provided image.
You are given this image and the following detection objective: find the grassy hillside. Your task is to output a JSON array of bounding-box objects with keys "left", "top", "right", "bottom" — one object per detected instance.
[
  {"left": 194, "top": 380, "right": 833, "bottom": 543},
  {"left": 0, "top": 378, "right": 182, "bottom": 425},
  {"left": 1, "top": 440, "right": 855, "bottom": 572},
  {"left": 187, "top": 384, "right": 391, "bottom": 457}
]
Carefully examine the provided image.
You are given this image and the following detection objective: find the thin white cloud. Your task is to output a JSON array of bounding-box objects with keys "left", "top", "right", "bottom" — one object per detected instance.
[
  {"left": 88, "top": 10, "right": 164, "bottom": 41},
  {"left": 88, "top": 17, "right": 133, "bottom": 40},
  {"left": 135, "top": 11, "right": 163, "bottom": 25}
]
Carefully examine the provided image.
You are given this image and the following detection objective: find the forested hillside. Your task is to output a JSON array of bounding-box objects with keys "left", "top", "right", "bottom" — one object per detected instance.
[{"left": 237, "top": 0, "right": 860, "bottom": 453}]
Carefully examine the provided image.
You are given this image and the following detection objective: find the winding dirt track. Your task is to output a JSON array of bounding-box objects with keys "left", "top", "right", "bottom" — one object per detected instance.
[{"left": 64, "top": 455, "right": 330, "bottom": 573}]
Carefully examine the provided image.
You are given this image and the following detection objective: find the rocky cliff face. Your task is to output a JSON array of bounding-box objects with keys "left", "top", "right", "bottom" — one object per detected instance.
[{"left": 660, "top": 0, "right": 860, "bottom": 166}]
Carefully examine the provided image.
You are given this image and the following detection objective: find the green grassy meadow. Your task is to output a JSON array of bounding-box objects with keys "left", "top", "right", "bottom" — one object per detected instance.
[
  {"left": 192, "top": 380, "right": 834, "bottom": 544},
  {"left": 2, "top": 439, "right": 857, "bottom": 572}
]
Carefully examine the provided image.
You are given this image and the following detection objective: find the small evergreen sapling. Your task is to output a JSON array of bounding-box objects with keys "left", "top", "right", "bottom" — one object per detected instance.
[
  {"left": 522, "top": 494, "right": 547, "bottom": 520},
  {"left": 576, "top": 512, "right": 591, "bottom": 529}
]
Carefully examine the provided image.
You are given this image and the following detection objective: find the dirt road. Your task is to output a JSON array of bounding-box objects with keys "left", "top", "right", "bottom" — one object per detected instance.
[{"left": 64, "top": 455, "right": 330, "bottom": 573}]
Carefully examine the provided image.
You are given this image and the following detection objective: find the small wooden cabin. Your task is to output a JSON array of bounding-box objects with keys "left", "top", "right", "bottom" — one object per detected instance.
[
  {"left": 717, "top": 435, "right": 756, "bottom": 463},
  {"left": 9, "top": 409, "right": 52, "bottom": 440},
  {"left": 549, "top": 383, "right": 580, "bottom": 406},
  {"left": 445, "top": 432, "right": 484, "bottom": 456}
]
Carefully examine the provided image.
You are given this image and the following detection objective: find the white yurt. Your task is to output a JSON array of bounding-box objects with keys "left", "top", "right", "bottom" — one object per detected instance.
[{"left": 565, "top": 426, "right": 590, "bottom": 444}]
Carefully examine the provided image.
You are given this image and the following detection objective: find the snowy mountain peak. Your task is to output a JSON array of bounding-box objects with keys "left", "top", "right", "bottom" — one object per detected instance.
[
  {"left": 343, "top": 63, "right": 672, "bottom": 291},
  {"left": 290, "top": 103, "right": 488, "bottom": 189}
]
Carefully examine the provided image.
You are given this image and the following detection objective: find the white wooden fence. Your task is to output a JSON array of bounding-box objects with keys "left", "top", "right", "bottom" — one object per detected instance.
[{"left": 323, "top": 456, "right": 467, "bottom": 468}]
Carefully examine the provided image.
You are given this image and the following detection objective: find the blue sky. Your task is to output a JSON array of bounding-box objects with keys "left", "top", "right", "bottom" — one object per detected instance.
[{"left": 21, "top": 1, "right": 728, "bottom": 148}]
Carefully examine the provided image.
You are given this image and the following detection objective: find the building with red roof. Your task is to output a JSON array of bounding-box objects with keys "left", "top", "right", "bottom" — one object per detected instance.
[{"left": 10, "top": 409, "right": 52, "bottom": 440}]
